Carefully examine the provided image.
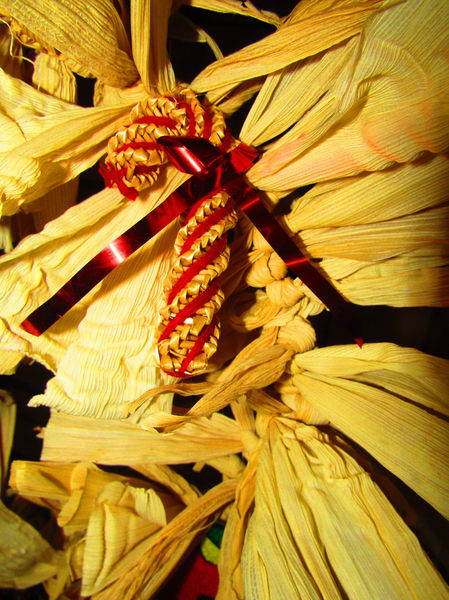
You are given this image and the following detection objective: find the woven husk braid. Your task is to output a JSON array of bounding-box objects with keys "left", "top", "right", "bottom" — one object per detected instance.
[
  {"left": 103, "top": 86, "right": 227, "bottom": 197},
  {"left": 102, "top": 86, "right": 238, "bottom": 376},
  {"left": 157, "top": 190, "right": 238, "bottom": 376}
]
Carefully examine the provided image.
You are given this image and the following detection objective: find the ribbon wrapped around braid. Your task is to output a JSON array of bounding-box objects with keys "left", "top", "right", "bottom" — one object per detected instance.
[{"left": 21, "top": 87, "right": 361, "bottom": 377}]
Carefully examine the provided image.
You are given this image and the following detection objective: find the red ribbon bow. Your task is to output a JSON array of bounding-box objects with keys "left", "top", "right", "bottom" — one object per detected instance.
[{"left": 21, "top": 136, "right": 362, "bottom": 347}]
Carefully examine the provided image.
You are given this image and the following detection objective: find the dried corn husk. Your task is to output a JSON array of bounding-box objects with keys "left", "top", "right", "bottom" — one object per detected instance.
[
  {"left": 186, "top": 0, "right": 281, "bottom": 27},
  {"left": 81, "top": 480, "right": 182, "bottom": 595},
  {"left": 28, "top": 52, "right": 79, "bottom": 229},
  {"left": 193, "top": 0, "right": 383, "bottom": 103},
  {"left": 290, "top": 343, "right": 449, "bottom": 518},
  {"left": 241, "top": 419, "right": 449, "bottom": 599},
  {"left": 41, "top": 411, "right": 243, "bottom": 465},
  {"left": 248, "top": 0, "right": 449, "bottom": 193},
  {"left": 93, "top": 478, "right": 237, "bottom": 599},
  {"left": 216, "top": 448, "right": 259, "bottom": 600},
  {"left": 0, "top": 69, "right": 140, "bottom": 214},
  {"left": 131, "top": 0, "right": 175, "bottom": 93},
  {"left": 0, "top": 0, "right": 137, "bottom": 87},
  {"left": 9, "top": 460, "right": 161, "bottom": 532},
  {"left": 0, "top": 499, "right": 65, "bottom": 588}
]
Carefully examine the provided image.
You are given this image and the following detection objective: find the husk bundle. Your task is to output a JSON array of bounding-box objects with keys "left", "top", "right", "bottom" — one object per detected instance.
[{"left": 0, "top": 0, "right": 448, "bottom": 597}]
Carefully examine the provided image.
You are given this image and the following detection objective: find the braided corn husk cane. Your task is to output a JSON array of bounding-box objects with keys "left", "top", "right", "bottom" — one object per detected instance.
[
  {"left": 102, "top": 86, "right": 234, "bottom": 375},
  {"left": 103, "top": 86, "right": 227, "bottom": 197},
  {"left": 157, "top": 191, "right": 238, "bottom": 376}
]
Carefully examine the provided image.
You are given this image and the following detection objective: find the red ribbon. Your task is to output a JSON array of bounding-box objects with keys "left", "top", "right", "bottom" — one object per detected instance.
[{"left": 21, "top": 136, "right": 362, "bottom": 346}]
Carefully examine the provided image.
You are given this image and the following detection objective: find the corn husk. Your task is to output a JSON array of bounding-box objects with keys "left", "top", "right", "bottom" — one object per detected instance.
[
  {"left": 241, "top": 419, "right": 449, "bottom": 599},
  {"left": 187, "top": 0, "right": 281, "bottom": 27},
  {"left": 41, "top": 411, "right": 243, "bottom": 465},
  {"left": 193, "top": 0, "right": 383, "bottom": 103},
  {"left": 290, "top": 343, "right": 449, "bottom": 518},
  {"left": 247, "top": 0, "right": 449, "bottom": 193},
  {"left": 81, "top": 480, "right": 181, "bottom": 595},
  {"left": 93, "top": 478, "right": 237, "bottom": 599},
  {"left": 131, "top": 0, "right": 175, "bottom": 93},
  {"left": 0, "top": 0, "right": 137, "bottom": 86}
]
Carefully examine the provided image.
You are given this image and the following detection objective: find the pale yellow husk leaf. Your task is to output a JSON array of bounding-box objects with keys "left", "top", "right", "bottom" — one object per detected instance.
[
  {"left": 9, "top": 460, "right": 160, "bottom": 533},
  {"left": 287, "top": 154, "right": 449, "bottom": 230},
  {"left": 82, "top": 480, "right": 182, "bottom": 595},
  {"left": 279, "top": 155, "right": 449, "bottom": 306},
  {"left": 93, "top": 478, "right": 237, "bottom": 599},
  {"left": 193, "top": 0, "right": 383, "bottom": 102},
  {"left": 0, "top": 0, "right": 138, "bottom": 87},
  {"left": 131, "top": 0, "right": 175, "bottom": 93},
  {"left": 240, "top": 35, "right": 358, "bottom": 146},
  {"left": 27, "top": 52, "right": 79, "bottom": 229},
  {"left": 248, "top": 0, "right": 449, "bottom": 193},
  {"left": 330, "top": 249, "right": 449, "bottom": 307},
  {"left": 216, "top": 447, "right": 259, "bottom": 600},
  {"left": 32, "top": 52, "right": 77, "bottom": 103},
  {"left": 0, "top": 67, "right": 144, "bottom": 214},
  {"left": 297, "top": 204, "right": 448, "bottom": 261},
  {"left": 140, "top": 329, "right": 292, "bottom": 429},
  {"left": 41, "top": 411, "right": 243, "bottom": 465},
  {"left": 290, "top": 343, "right": 449, "bottom": 518},
  {"left": 29, "top": 221, "right": 179, "bottom": 419},
  {"left": 241, "top": 419, "right": 449, "bottom": 599},
  {"left": 0, "top": 169, "right": 186, "bottom": 416}
]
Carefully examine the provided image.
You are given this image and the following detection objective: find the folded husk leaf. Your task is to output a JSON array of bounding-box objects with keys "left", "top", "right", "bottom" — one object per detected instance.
[
  {"left": 131, "top": 0, "right": 175, "bottom": 93},
  {"left": 27, "top": 51, "right": 79, "bottom": 230},
  {"left": 0, "top": 69, "right": 140, "bottom": 213},
  {"left": 331, "top": 250, "right": 449, "bottom": 307},
  {"left": 93, "top": 478, "right": 237, "bottom": 599},
  {"left": 248, "top": 0, "right": 449, "bottom": 193},
  {"left": 240, "top": 36, "right": 357, "bottom": 146},
  {"left": 0, "top": 0, "right": 138, "bottom": 87},
  {"left": 216, "top": 448, "right": 259, "bottom": 600},
  {"left": 41, "top": 411, "right": 243, "bottom": 465},
  {"left": 241, "top": 419, "right": 449, "bottom": 599},
  {"left": 29, "top": 221, "right": 179, "bottom": 419},
  {"left": 193, "top": 0, "right": 383, "bottom": 101},
  {"left": 186, "top": 0, "right": 281, "bottom": 26},
  {"left": 286, "top": 154, "right": 449, "bottom": 230},
  {"left": 9, "top": 460, "right": 161, "bottom": 533},
  {"left": 291, "top": 343, "right": 449, "bottom": 518},
  {"left": 82, "top": 480, "right": 181, "bottom": 595}
]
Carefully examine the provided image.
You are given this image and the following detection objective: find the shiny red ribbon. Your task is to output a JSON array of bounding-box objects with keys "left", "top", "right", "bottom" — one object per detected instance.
[{"left": 21, "top": 136, "right": 361, "bottom": 345}]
